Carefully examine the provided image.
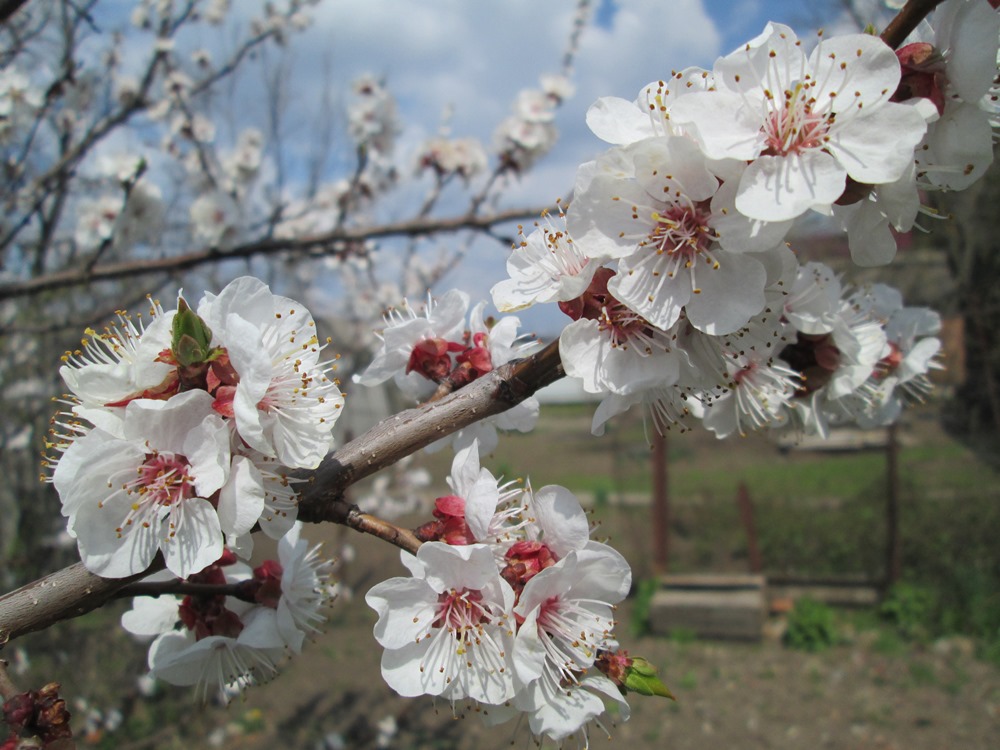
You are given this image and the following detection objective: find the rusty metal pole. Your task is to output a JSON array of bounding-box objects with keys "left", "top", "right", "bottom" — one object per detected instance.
[
  {"left": 885, "top": 423, "right": 902, "bottom": 587},
  {"left": 736, "top": 482, "right": 763, "bottom": 573},
  {"left": 652, "top": 430, "right": 669, "bottom": 573}
]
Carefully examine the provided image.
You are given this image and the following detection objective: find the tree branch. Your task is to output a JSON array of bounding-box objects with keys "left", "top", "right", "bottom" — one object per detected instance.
[
  {"left": 115, "top": 580, "right": 254, "bottom": 602},
  {"left": 880, "top": 0, "right": 946, "bottom": 49},
  {"left": 0, "top": 0, "right": 30, "bottom": 25},
  {"left": 0, "top": 340, "right": 565, "bottom": 643},
  {"left": 0, "top": 206, "right": 544, "bottom": 300},
  {"left": 0, "top": 562, "right": 160, "bottom": 647}
]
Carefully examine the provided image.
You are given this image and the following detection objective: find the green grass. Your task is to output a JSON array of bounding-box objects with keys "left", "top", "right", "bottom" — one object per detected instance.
[
  {"left": 535, "top": 441, "right": 996, "bottom": 502},
  {"left": 478, "top": 403, "right": 1000, "bottom": 507}
]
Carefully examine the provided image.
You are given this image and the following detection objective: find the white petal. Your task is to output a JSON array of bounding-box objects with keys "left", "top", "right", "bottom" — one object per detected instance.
[
  {"left": 586, "top": 96, "right": 653, "bottom": 145},
  {"left": 684, "top": 250, "right": 767, "bottom": 334},
  {"left": 217, "top": 455, "right": 265, "bottom": 538},
  {"left": 162, "top": 497, "right": 224, "bottom": 578},
  {"left": 529, "top": 485, "right": 590, "bottom": 558},
  {"left": 736, "top": 151, "right": 846, "bottom": 222},
  {"left": 366, "top": 578, "right": 438, "bottom": 650},
  {"left": 121, "top": 594, "right": 181, "bottom": 638},
  {"left": 808, "top": 34, "right": 901, "bottom": 113},
  {"left": 826, "top": 105, "right": 926, "bottom": 184},
  {"left": 668, "top": 89, "right": 764, "bottom": 160}
]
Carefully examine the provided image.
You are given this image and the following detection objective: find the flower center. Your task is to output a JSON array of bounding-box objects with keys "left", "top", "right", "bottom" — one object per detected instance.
[
  {"left": 642, "top": 203, "right": 721, "bottom": 294},
  {"left": 132, "top": 452, "right": 196, "bottom": 506},
  {"left": 648, "top": 204, "right": 713, "bottom": 258},
  {"left": 179, "top": 562, "right": 245, "bottom": 640},
  {"left": 598, "top": 298, "right": 654, "bottom": 350},
  {"left": 563, "top": 267, "right": 663, "bottom": 351},
  {"left": 407, "top": 337, "right": 462, "bottom": 382},
  {"left": 433, "top": 588, "right": 488, "bottom": 633},
  {"left": 762, "top": 83, "right": 830, "bottom": 156},
  {"left": 501, "top": 540, "right": 557, "bottom": 601},
  {"left": 779, "top": 332, "right": 841, "bottom": 396},
  {"left": 873, "top": 342, "right": 904, "bottom": 379}
]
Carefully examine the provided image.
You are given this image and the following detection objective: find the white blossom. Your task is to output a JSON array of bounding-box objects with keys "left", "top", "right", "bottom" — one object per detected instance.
[{"left": 670, "top": 24, "right": 927, "bottom": 221}]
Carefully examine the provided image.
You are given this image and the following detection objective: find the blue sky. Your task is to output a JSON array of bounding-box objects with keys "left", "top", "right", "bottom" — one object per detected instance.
[{"left": 90, "top": 0, "right": 883, "bottom": 335}]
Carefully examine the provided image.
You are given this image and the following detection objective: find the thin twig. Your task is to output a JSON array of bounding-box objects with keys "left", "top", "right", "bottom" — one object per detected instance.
[
  {"left": 115, "top": 580, "right": 253, "bottom": 602},
  {"left": 0, "top": 206, "right": 546, "bottom": 300}
]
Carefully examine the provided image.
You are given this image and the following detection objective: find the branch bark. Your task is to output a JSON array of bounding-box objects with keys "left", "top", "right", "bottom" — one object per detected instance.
[
  {"left": 880, "top": 0, "right": 946, "bottom": 49},
  {"left": 0, "top": 340, "right": 564, "bottom": 643}
]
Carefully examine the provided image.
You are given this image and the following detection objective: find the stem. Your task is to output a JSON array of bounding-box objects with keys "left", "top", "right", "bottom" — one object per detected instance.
[
  {"left": 116, "top": 580, "right": 254, "bottom": 602},
  {"left": 0, "top": 0, "right": 30, "bottom": 25}
]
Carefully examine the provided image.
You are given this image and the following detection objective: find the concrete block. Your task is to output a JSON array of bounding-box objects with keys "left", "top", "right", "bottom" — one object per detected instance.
[{"left": 648, "top": 575, "right": 767, "bottom": 641}]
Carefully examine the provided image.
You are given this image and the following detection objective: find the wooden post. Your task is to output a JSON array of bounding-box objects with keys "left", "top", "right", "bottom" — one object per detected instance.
[
  {"left": 736, "top": 482, "right": 763, "bottom": 573},
  {"left": 885, "top": 423, "right": 902, "bottom": 587},
  {"left": 652, "top": 431, "right": 669, "bottom": 573}
]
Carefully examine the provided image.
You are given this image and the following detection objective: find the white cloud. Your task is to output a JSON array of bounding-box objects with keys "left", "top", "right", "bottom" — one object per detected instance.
[{"left": 295, "top": 0, "right": 722, "bottom": 190}]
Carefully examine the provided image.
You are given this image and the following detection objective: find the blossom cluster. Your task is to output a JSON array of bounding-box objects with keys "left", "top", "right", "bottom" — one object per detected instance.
[
  {"left": 120, "top": 523, "right": 332, "bottom": 699},
  {"left": 492, "top": 8, "right": 997, "bottom": 438},
  {"left": 494, "top": 72, "right": 576, "bottom": 172},
  {"left": 46, "top": 276, "right": 344, "bottom": 579},
  {"left": 366, "top": 441, "right": 649, "bottom": 744},
  {"left": 354, "top": 289, "right": 540, "bottom": 453}
]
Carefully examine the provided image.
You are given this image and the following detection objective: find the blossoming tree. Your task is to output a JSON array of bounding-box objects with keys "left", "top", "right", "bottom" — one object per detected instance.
[{"left": 1, "top": 0, "right": 998, "bottom": 746}]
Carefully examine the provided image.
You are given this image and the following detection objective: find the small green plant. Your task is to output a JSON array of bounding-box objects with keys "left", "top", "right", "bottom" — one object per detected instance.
[
  {"left": 881, "top": 582, "right": 938, "bottom": 642},
  {"left": 978, "top": 629, "right": 1000, "bottom": 667},
  {"left": 783, "top": 597, "right": 837, "bottom": 652},
  {"left": 593, "top": 485, "right": 610, "bottom": 513},
  {"left": 630, "top": 578, "right": 660, "bottom": 637},
  {"left": 668, "top": 627, "right": 697, "bottom": 645},
  {"left": 678, "top": 670, "right": 698, "bottom": 691}
]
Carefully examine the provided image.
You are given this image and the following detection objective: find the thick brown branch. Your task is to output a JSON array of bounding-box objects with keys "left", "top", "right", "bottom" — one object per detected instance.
[
  {"left": 880, "top": 0, "right": 947, "bottom": 49},
  {"left": 0, "top": 340, "right": 564, "bottom": 642},
  {"left": 0, "top": 562, "right": 161, "bottom": 646},
  {"left": 0, "top": 206, "right": 543, "bottom": 300},
  {"left": 297, "top": 339, "right": 564, "bottom": 524}
]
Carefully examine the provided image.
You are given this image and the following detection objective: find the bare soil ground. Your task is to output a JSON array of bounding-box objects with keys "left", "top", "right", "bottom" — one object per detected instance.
[{"left": 211, "top": 576, "right": 1000, "bottom": 750}]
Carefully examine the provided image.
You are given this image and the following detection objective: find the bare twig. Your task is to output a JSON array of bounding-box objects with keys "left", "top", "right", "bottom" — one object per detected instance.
[
  {"left": 115, "top": 580, "right": 254, "bottom": 602},
  {"left": 0, "top": 206, "right": 546, "bottom": 300}
]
